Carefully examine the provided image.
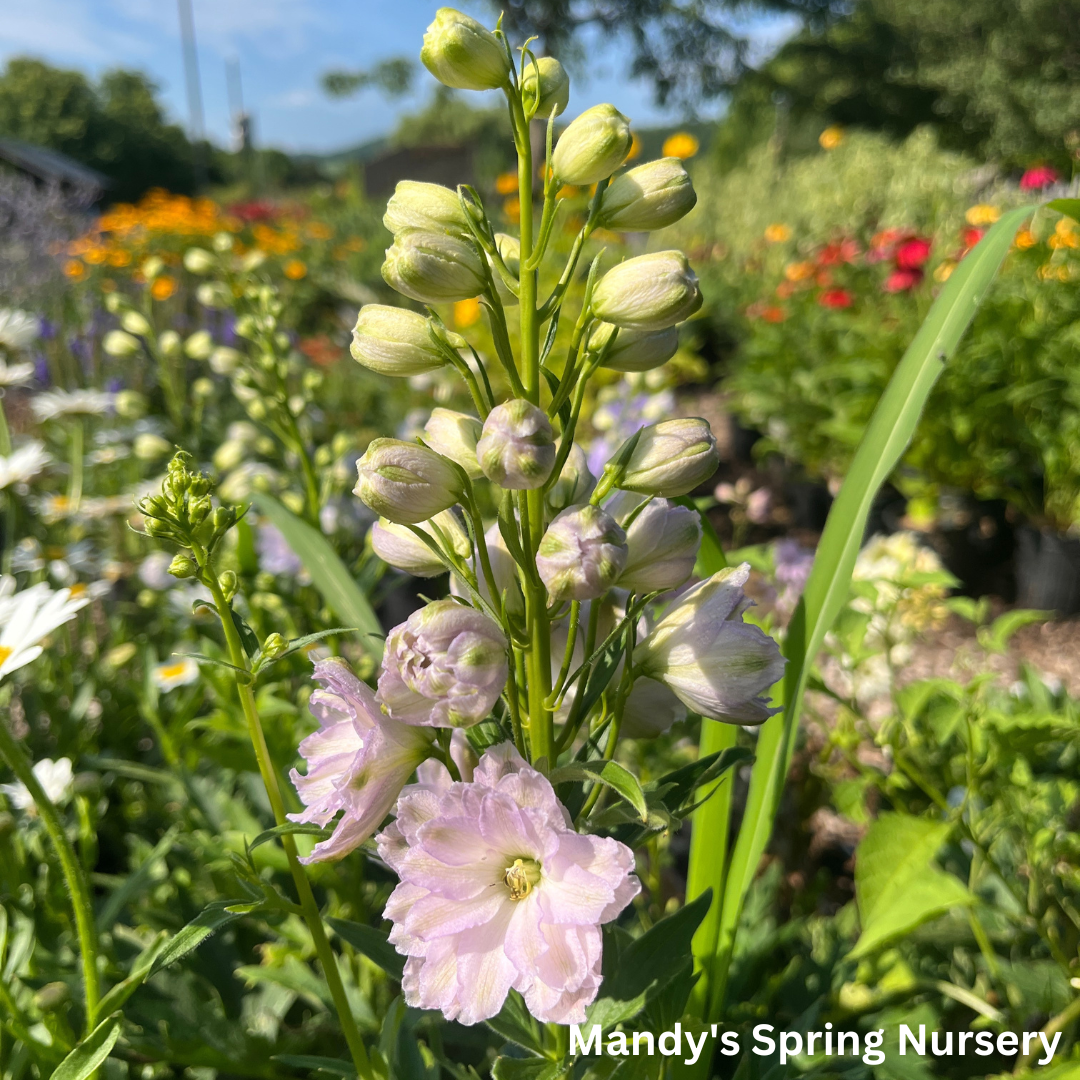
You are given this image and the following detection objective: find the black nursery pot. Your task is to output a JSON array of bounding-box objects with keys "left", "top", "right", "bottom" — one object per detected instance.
[{"left": 1015, "top": 526, "right": 1080, "bottom": 615}]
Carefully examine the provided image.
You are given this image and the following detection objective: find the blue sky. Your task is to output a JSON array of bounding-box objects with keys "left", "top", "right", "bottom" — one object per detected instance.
[{"left": 0, "top": 1, "right": 798, "bottom": 154}]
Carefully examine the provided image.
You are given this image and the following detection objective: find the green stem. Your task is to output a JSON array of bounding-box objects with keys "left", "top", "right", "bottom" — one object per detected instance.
[
  {"left": 205, "top": 574, "right": 373, "bottom": 1080},
  {"left": 0, "top": 720, "right": 100, "bottom": 1034},
  {"left": 68, "top": 419, "right": 84, "bottom": 511}
]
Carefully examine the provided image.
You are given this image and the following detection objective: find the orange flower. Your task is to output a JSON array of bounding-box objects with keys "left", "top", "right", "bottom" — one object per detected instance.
[
  {"left": 556, "top": 184, "right": 579, "bottom": 200},
  {"left": 495, "top": 171, "right": 518, "bottom": 195},
  {"left": 626, "top": 133, "right": 642, "bottom": 161},
  {"left": 784, "top": 260, "right": 815, "bottom": 282},
  {"left": 764, "top": 223, "right": 791, "bottom": 243},
  {"left": 150, "top": 275, "right": 177, "bottom": 300},
  {"left": 307, "top": 221, "right": 333, "bottom": 240},
  {"left": 63, "top": 259, "right": 86, "bottom": 279},
  {"left": 965, "top": 204, "right": 1001, "bottom": 226},
  {"left": 107, "top": 249, "right": 132, "bottom": 267},
  {"left": 503, "top": 197, "right": 521, "bottom": 224},
  {"left": 84, "top": 246, "right": 108, "bottom": 265},
  {"left": 283, "top": 259, "right": 308, "bottom": 280},
  {"left": 662, "top": 132, "right": 699, "bottom": 159},
  {"left": 818, "top": 126, "right": 844, "bottom": 150},
  {"left": 1014, "top": 228, "right": 1038, "bottom": 250},
  {"left": 453, "top": 297, "right": 482, "bottom": 329}
]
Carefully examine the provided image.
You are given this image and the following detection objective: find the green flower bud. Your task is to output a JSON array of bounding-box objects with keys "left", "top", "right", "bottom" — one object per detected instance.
[
  {"left": 490, "top": 232, "right": 520, "bottom": 306},
  {"left": 617, "top": 417, "right": 719, "bottom": 497},
  {"left": 589, "top": 321, "right": 679, "bottom": 372},
  {"left": 189, "top": 496, "right": 212, "bottom": 525},
  {"left": 551, "top": 103, "right": 632, "bottom": 185},
  {"left": 242, "top": 250, "right": 266, "bottom": 272},
  {"left": 421, "top": 7, "right": 511, "bottom": 92},
  {"left": 383, "top": 181, "right": 471, "bottom": 238},
  {"left": 213, "top": 506, "right": 236, "bottom": 530},
  {"left": 218, "top": 570, "right": 238, "bottom": 601},
  {"left": 33, "top": 983, "right": 70, "bottom": 1012},
  {"left": 168, "top": 553, "right": 198, "bottom": 579},
  {"left": 159, "top": 329, "right": 182, "bottom": 357},
  {"left": 114, "top": 389, "right": 147, "bottom": 419},
  {"left": 184, "top": 247, "right": 216, "bottom": 274},
  {"left": 209, "top": 346, "right": 242, "bottom": 375},
  {"left": 102, "top": 329, "right": 141, "bottom": 358},
  {"left": 591, "top": 250, "right": 702, "bottom": 332},
  {"left": 185, "top": 330, "right": 214, "bottom": 360},
  {"left": 142, "top": 256, "right": 165, "bottom": 280},
  {"left": 522, "top": 56, "right": 570, "bottom": 119},
  {"left": 103, "top": 292, "right": 127, "bottom": 315},
  {"left": 423, "top": 407, "right": 483, "bottom": 478},
  {"left": 372, "top": 509, "right": 472, "bottom": 577},
  {"left": 196, "top": 281, "right": 232, "bottom": 309},
  {"left": 355, "top": 439, "right": 464, "bottom": 525},
  {"left": 382, "top": 231, "right": 486, "bottom": 304},
  {"left": 351, "top": 304, "right": 462, "bottom": 377},
  {"left": 214, "top": 439, "right": 245, "bottom": 472},
  {"left": 597, "top": 157, "right": 697, "bottom": 231},
  {"left": 120, "top": 309, "right": 152, "bottom": 337},
  {"left": 545, "top": 442, "right": 594, "bottom": 515},
  {"left": 261, "top": 633, "right": 289, "bottom": 661},
  {"left": 193, "top": 377, "right": 215, "bottom": 399},
  {"left": 476, "top": 399, "right": 556, "bottom": 490},
  {"left": 134, "top": 433, "right": 172, "bottom": 461}
]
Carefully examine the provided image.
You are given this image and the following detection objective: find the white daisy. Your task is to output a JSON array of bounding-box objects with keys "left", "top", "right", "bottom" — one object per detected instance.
[
  {"left": 0, "top": 757, "right": 74, "bottom": 812},
  {"left": 0, "top": 361, "right": 35, "bottom": 388},
  {"left": 0, "top": 441, "right": 51, "bottom": 490},
  {"left": 153, "top": 655, "right": 200, "bottom": 691},
  {"left": 31, "top": 390, "right": 115, "bottom": 423},
  {"left": 0, "top": 579, "right": 91, "bottom": 682},
  {"left": 0, "top": 310, "right": 40, "bottom": 353}
]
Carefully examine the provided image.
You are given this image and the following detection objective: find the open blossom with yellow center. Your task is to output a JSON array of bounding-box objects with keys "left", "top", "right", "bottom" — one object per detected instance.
[
  {"left": 153, "top": 656, "right": 200, "bottom": 691},
  {"left": 0, "top": 580, "right": 89, "bottom": 682},
  {"left": 662, "top": 131, "right": 699, "bottom": 159}
]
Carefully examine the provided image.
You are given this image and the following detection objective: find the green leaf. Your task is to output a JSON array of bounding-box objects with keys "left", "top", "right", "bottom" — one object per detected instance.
[
  {"left": 247, "top": 821, "right": 332, "bottom": 853},
  {"left": 272, "top": 1056, "right": 356, "bottom": 1078},
  {"left": 326, "top": 917, "right": 405, "bottom": 980},
  {"left": 251, "top": 493, "right": 382, "bottom": 660},
  {"left": 648, "top": 746, "right": 752, "bottom": 813},
  {"left": 976, "top": 608, "right": 1049, "bottom": 654},
  {"left": 96, "top": 932, "right": 169, "bottom": 1016},
  {"left": 850, "top": 814, "right": 971, "bottom": 959},
  {"left": 1048, "top": 198, "right": 1080, "bottom": 223},
  {"left": 146, "top": 899, "right": 259, "bottom": 979},
  {"left": 50, "top": 1014, "right": 122, "bottom": 1080},
  {"left": 549, "top": 760, "right": 647, "bottom": 822},
  {"left": 485, "top": 990, "right": 545, "bottom": 1055},
  {"left": 589, "top": 889, "right": 712, "bottom": 1026},
  {"left": 688, "top": 205, "right": 1034, "bottom": 1023},
  {"left": 572, "top": 635, "right": 624, "bottom": 724},
  {"left": 491, "top": 1057, "right": 563, "bottom": 1080}
]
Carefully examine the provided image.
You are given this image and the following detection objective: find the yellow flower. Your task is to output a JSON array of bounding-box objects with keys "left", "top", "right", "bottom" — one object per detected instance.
[
  {"left": 283, "top": 259, "right": 308, "bottom": 280},
  {"left": 453, "top": 297, "right": 482, "bottom": 328},
  {"left": 764, "top": 223, "right": 792, "bottom": 243},
  {"left": 107, "top": 249, "right": 132, "bottom": 267},
  {"left": 307, "top": 221, "right": 333, "bottom": 240},
  {"left": 495, "top": 171, "right": 518, "bottom": 195},
  {"left": 819, "top": 126, "right": 844, "bottom": 150},
  {"left": 662, "top": 132, "right": 699, "bottom": 160},
  {"left": 84, "top": 246, "right": 108, "bottom": 265},
  {"left": 965, "top": 204, "right": 1001, "bottom": 226},
  {"left": 1014, "top": 228, "right": 1037, "bottom": 250},
  {"left": 933, "top": 261, "right": 956, "bottom": 282},
  {"left": 784, "top": 260, "right": 815, "bottom": 282},
  {"left": 150, "top": 275, "right": 177, "bottom": 300},
  {"left": 1049, "top": 218, "right": 1079, "bottom": 249},
  {"left": 626, "top": 133, "right": 642, "bottom": 161}
]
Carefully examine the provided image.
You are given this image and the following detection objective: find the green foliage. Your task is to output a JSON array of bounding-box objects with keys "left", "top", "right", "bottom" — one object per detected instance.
[{"left": 0, "top": 57, "right": 194, "bottom": 201}]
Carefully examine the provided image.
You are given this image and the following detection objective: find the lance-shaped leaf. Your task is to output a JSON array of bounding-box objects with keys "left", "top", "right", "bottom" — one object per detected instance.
[{"left": 51, "top": 1014, "right": 123, "bottom": 1080}]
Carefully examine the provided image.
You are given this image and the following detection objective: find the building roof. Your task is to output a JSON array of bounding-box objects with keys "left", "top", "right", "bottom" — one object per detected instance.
[{"left": 0, "top": 137, "right": 108, "bottom": 194}]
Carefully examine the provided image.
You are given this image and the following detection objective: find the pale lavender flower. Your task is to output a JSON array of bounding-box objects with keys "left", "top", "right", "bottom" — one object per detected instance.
[
  {"left": 634, "top": 563, "right": 786, "bottom": 723},
  {"left": 377, "top": 742, "right": 640, "bottom": 1025},
  {"left": 377, "top": 599, "right": 508, "bottom": 727},
  {"left": 617, "top": 498, "right": 701, "bottom": 593},
  {"left": 257, "top": 522, "right": 304, "bottom": 577},
  {"left": 476, "top": 399, "right": 556, "bottom": 490},
  {"left": 774, "top": 539, "right": 814, "bottom": 617},
  {"left": 289, "top": 657, "right": 436, "bottom": 862},
  {"left": 536, "top": 505, "right": 627, "bottom": 603}
]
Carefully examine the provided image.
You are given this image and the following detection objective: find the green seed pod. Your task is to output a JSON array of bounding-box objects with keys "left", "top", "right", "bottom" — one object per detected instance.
[
  {"left": 522, "top": 56, "right": 570, "bottom": 119},
  {"left": 597, "top": 157, "right": 697, "bottom": 231},
  {"left": 421, "top": 8, "right": 511, "bottom": 91},
  {"left": 551, "top": 103, "right": 633, "bottom": 185}
]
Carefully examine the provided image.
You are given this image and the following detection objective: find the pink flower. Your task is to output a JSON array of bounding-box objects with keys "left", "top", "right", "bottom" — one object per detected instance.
[
  {"left": 884, "top": 268, "right": 923, "bottom": 292},
  {"left": 377, "top": 599, "right": 508, "bottom": 727},
  {"left": 894, "top": 237, "right": 932, "bottom": 271},
  {"left": 1020, "top": 165, "right": 1059, "bottom": 191},
  {"left": 288, "top": 658, "right": 435, "bottom": 863},
  {"left": 378, "top": 743, "right": 640, "bottom": 1025},
  {"left": 818, "top": 288, "right": 854, "bottom": 309}
]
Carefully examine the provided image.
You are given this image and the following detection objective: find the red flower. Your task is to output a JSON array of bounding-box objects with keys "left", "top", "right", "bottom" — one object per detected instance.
[
  {"left": 867, "top": 227, "right": 906, "bottom": 262},
  {"left": 884, "top": 268, "right": 923, "bottom": 292},
  {"left": 962, "top": 227, "right": 985, "bottom": 250},
  {"left": 1020, "top": 165, "right": 1059, "bottom": 191},
  {"left": 819, "top": 288, "right": 854, "bottom": 309},
  {"left": 817, "top": 238, "right": 860, "bottom": 266},
  {"left": 230, "top": 199, "right": 277, "bottom": 222},
  {"left": 747, "top": 301, "right": 787, "bottom": 322},
  {"left": 894, "top": 237, "right": 932, "bottom": 270}
]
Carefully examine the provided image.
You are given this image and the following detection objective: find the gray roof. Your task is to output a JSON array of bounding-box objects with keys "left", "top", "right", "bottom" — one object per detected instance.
[{"left": 0, "top": 137, "right": 109, "bottom": 192}]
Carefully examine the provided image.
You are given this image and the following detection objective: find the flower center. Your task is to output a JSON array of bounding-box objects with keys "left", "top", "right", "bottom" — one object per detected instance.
[
  {"left": 0, "top": 646, "right": 11, "bottom": 666},
  {"left": 504, "top": 857, "right": 541, "bottom": 900}
]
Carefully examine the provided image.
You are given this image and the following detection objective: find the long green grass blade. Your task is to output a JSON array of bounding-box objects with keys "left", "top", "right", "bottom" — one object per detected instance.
[
  {"left": 687, "top": 204, "right": 1033, "bottom": 1025},
  {"left": 252, "top": 493, "right": 383, "bottom": 661}
]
